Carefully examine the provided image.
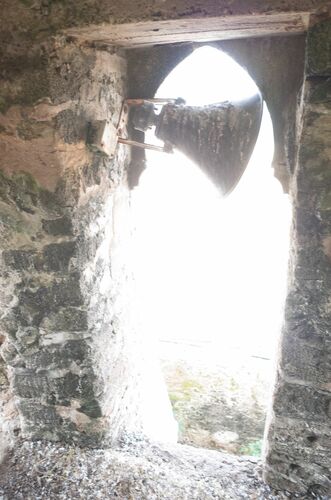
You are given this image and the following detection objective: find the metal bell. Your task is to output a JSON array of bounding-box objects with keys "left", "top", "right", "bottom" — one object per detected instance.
[
  {"left": 155, "top": 94, "right": 263, "bottom": 196},
  {"left": 116, "top": 94, "right": 263, "bottom": 196}
]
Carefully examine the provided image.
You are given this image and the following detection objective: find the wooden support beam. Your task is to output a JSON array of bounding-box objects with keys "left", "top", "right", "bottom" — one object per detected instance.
[{"left": 66, "top": 12, "right": 310, "bottom": 48}]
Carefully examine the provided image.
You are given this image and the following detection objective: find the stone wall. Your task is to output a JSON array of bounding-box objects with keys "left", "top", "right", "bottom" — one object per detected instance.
[
  {"left": 0, "top": 40, "right": 126, "bottom": 447},
  {"left": 0, "top": 0, "right": 330, "bottom": 494},
  {"left": 0, "top": 38, "right": 176, "bottom": 452},
  {"left": 264, "top": 19, "right": 331, "bottom": 495}
]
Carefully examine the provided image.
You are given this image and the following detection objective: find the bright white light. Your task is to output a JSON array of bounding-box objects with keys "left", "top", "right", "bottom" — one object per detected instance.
[
  {"left": 131, "top": 46, "right": 291, "bottom": 362},
  {"left": 156, "top": 45, "right": 259, "bottom": 105}
]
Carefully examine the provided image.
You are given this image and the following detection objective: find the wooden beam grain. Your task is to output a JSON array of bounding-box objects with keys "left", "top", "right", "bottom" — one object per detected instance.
[{"left": 66, "top": 12, "right": 310, "bottom": 48}]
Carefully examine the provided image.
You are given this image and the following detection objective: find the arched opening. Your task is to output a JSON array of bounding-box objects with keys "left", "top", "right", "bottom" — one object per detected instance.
[{"left": 131, "top": 46, "right": 291, "bottom": 455}]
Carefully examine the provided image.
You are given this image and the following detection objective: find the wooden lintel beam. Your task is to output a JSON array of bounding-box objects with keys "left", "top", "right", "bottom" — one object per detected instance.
[{"left": 65, "top": 12, "right": 310, "bottom": 48}]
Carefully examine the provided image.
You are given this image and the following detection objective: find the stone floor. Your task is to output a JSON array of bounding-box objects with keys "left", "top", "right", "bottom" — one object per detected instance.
[{"left": 0, "top": 439, "right": 328, "bottom": 499}]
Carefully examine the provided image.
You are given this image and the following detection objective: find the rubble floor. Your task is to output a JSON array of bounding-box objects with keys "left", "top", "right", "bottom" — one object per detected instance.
[{"left": 0, "top": 439, "right": 328, "bottom": 499}]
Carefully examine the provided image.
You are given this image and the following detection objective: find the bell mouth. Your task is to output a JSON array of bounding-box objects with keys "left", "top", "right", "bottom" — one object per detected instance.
[{"left": 155, "top": 92, "right": 263, "bottom": 196}]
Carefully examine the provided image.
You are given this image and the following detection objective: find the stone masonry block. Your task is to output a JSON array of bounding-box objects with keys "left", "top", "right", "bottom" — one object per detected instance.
[
  {"left": 3, "top": 249, "right": 38, "bottom": 271},
  {"left": 307, "top": 19, "right": 331, "bottom": 77},
  {"left": 27, "top": 341, "right": 90, "bottom": 370},
  {"left": 51, "top": 372, "right": 81, "bottom": 403},
  {"left": 308, "top": 77, "right": 331, "bottom": 107},
  {"left": 41, "top": 241, "right": 76, "bottom": 272},
  {"left": 18, "top": 274, "right": 83, "bottom": 325},
  {"left": 265, "top": 450, "right": 331, "bottom": 495},
  {"left": 18, "top": 400, "right": 62, "bottom": 428},
  {"left": 13, "top": 370, "right": 49, "bottom": 399},
  {"left": 273, "top": 380, "right": 330, "bottom": 423},
  {"left": 40, "top": 307, "right": 88, "bottom": 332},
  {"left": 42, "top": 217, "right": 73, "bottom": 236},
  {"left": 281, "top": 337, "right": 328, "bottom": 384}
]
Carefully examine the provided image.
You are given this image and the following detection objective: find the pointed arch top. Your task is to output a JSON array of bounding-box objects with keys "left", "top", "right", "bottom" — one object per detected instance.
[
  {"left": 127, "top": 37, "right": 305, "bottom": 191},
  {"left": 155, "top": 45, "right": 259, "bottom": 105}
]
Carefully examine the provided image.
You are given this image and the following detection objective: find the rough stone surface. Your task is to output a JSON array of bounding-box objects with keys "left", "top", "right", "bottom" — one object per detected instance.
[
  {"left": 0, "top": 39, "right": 175, "bottom": 453},
  {"left": 0, "top": 439, "right": 326, "bottom": 499},
  {"left": 307, "top": 19, "right": 331, "bottom": 76},
  {"left": 264, "top": 20, "right": 331, "bottom": 496}
]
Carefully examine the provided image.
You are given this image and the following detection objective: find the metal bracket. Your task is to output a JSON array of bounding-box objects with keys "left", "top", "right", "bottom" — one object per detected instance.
[
  {"left": 86, "top": 98, "right": 175, "bottom": 157},
  {"left": 117, "top": 99, "right": 175, "bottom": 153}
]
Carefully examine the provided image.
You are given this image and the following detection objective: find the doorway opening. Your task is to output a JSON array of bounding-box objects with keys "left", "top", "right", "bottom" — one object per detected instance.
[{"left": 131, "top": 46, "right": 291, "bottom": 456}]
